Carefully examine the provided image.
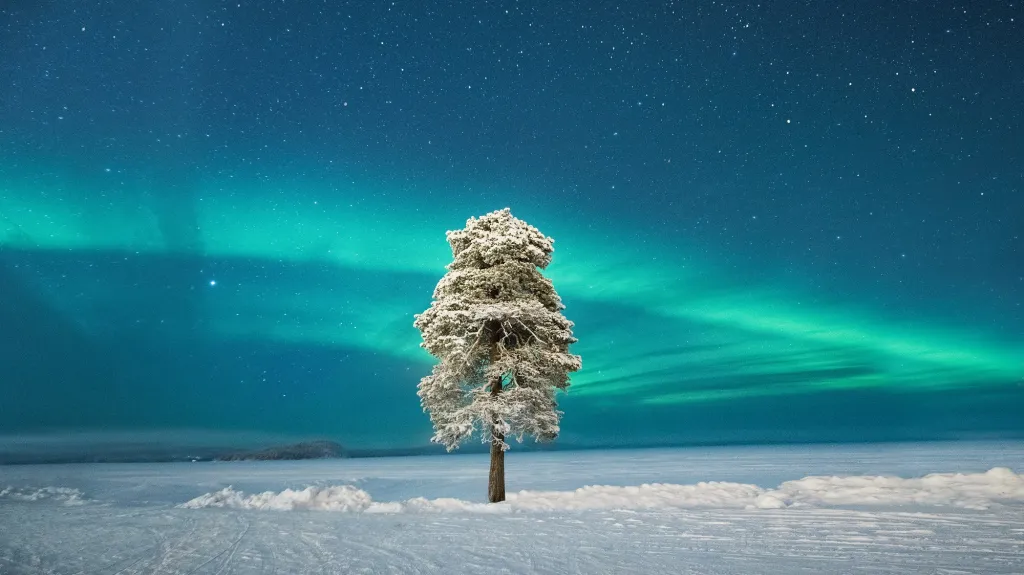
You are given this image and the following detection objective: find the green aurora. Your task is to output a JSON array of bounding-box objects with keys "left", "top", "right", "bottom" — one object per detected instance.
[{"left": 2, "top": 170, "right": 1020, "bottom": 429}]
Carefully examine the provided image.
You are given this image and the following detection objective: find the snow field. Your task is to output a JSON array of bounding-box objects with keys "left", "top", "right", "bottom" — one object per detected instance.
[{"left": 2, "top": 443, "right": 1023, "bottom": 573}]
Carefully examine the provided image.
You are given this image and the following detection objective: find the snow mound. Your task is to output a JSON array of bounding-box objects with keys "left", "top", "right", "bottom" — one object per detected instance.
[
  {"left": 179, "top": 485, "right": 373, "bottom": 511},
  {"left": 390, "top": 497, "right": 512, "bottom": 514},
  {"left": 179, "top": 468, "right": 1024, "bottom": 513},
  {"left": 180, "top": 486, "right": 511, "bottom": 514},
  {"left": 765, "top": 467, "right": 1024, "bottom": 510},
  {"left": 508, "top": 481, "right": 765, "bottom": 511},
  {"left": 0, "top": 486, "right": 88, "bottom": 505}
]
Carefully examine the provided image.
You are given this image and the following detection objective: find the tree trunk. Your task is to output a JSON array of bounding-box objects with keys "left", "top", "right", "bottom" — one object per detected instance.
[
  {"left": 488, "top": 375, "right": 506, "bottom": 503},
  {"left": 488, "top": 430, "right": 505, "bottom": 503}
]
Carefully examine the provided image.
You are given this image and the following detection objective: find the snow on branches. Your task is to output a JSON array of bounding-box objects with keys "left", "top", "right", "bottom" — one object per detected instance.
[{"left": 414, "top": 208, "right": 581, "bottom": 451}]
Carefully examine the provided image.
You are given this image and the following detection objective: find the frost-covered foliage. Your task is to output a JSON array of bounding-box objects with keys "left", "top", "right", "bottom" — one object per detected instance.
[{"left": 414, "top": 208, "right": 581, "bottom": 451}]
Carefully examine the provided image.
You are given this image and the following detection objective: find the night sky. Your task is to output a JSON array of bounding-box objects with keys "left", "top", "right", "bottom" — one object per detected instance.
[{"left": 1, "top": 1, "right": 1021, "bottom": 451}]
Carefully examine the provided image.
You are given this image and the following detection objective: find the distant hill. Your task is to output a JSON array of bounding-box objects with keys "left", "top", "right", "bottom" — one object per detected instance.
[
  {"left": 216, "top": 440, "right": 345, "bottom": 461},
  {"left": 0, "top": 439, "right": 446, "bottom": 464}
]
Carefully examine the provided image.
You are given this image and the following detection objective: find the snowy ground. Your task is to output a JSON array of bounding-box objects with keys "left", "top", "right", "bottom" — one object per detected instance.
[{"left": 1, "top": 442, "right": 1023, "bottom": 574}]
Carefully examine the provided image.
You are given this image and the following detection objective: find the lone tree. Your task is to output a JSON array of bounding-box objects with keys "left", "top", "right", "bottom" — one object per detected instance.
[{"left": 414, "top": 208, "right": 582, "bottom": 503}]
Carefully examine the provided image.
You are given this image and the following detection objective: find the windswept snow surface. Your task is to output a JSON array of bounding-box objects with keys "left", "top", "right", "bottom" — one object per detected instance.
[{"left": 2, "top": 442, "right": 1024, "bottom": 574}]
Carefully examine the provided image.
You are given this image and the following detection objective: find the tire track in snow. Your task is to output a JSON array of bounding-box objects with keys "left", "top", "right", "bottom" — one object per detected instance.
[
  {"left": 183, "top": 515, "right": 251, "bottom": 575},
  {"left": 256, "top": 542, "right": 278, "bottom": 575},
  {"left": 146, "top": 513, "right": 203, "bottom": 575}
]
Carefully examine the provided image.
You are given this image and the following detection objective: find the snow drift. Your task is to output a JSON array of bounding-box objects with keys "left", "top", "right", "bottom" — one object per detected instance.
[
  {"left": 179, "top": 485, "right": 373, "bottom": 511},
  {"left": 764, "top": 466, "right": 1024, "bottom": 510},
  {"left": 0, "top": 486, "right": 87, "bottom": 505},
  {"left": 179, "top": 467, "right": 1024, "bottom": 513}
]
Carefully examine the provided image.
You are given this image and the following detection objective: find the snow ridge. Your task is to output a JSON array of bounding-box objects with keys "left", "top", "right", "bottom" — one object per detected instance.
[
  {"left": 0, "top": 486, "right": 88, "bottom": 505},
  {"left": 764, "top": 466, "right": 1024, "bottom": 510},
  {"left": 179, "top": 485, "right": 373, "bottom": 511},
  {"left": 178, "top": 467, "right": 1024, "bottom": 513}
]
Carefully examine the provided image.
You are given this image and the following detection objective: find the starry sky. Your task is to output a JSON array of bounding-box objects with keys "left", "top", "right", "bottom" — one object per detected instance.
[{"left": 1, "top": 1, "right": 1021, "bottom": 451}]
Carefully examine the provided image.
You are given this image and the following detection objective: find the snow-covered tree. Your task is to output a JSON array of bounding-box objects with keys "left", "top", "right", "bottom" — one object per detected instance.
[{"left": 414, "top": 208, "right": 582, "bottom": 502}]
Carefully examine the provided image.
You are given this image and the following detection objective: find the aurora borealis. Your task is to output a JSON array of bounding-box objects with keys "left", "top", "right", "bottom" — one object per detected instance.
[{"left": 1, "top": 1, "right": 1021, "bottom": 450}]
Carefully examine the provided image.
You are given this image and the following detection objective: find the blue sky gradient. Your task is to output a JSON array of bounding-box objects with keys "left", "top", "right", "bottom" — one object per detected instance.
[{"left": 1, "top": 1, "right": 1021, "bottom": 450}]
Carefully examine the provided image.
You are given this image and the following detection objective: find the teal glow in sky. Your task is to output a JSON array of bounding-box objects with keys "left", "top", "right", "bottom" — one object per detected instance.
[{"left": 1, "top": 0, "right": 1022, "bottom": 450}]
